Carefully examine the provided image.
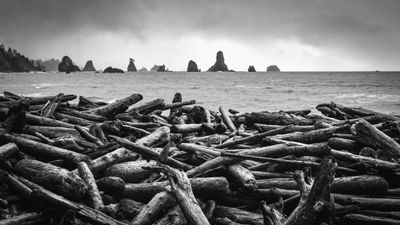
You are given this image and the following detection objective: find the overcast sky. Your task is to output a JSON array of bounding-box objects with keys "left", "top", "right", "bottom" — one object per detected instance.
[{"left": 1, "top": 0, "right": 399, "bottom": 71}]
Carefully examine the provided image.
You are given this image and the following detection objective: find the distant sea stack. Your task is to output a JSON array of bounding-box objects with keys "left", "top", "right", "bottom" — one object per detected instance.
[
  {"left": 104, "top": 67, "right": 124, "bottom": 73},
  {"left": 267, "top": 65, "right": 280, "bottom": 72},
  {"left": 82, "top": 60, "right": 96, "bottom": 72},
  {"left": 39, "top": 58, "right": 60, "bottom": 71},
  {"left": 127, "top": 58, "right": 137, "bottom": 72},
  {"left": 0, "top": 44, "right": 42, "bottom": 72},
  {"left": 157, "top": 64, "right": 166, "bottom": 72},
  {"left": 58, "top": 56, "right": 80, "bottom": 73},
  {"left": 208, "top": 51, "right": 229, "bottom": 72},
  {"left": 248, "top": 65, "right": 256, "bottom": 72},
  {"left": 187, "top": 60, "right": 200, "bottom": 72}
]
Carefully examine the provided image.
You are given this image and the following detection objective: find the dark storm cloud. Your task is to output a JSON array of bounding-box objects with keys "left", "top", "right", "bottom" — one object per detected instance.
[{"left": 1, "top": 0, "right": 399, "bottom": 69}]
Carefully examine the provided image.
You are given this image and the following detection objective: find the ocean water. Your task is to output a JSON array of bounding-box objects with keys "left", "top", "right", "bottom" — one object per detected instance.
[{"left": 0, "top": 71, "right": 399, "bottom": 114}]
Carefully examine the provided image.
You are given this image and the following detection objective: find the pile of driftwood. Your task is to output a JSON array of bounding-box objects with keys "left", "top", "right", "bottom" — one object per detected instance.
[{"left": 0, "top": 91, "right": 400, "bottom": 225}]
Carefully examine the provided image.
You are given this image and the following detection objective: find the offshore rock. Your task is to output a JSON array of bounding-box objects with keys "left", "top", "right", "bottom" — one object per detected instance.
[
  {"left": 127, "top": 58, "right": 137, "bottom": 72},
  {"left": 267, "top": 65, "right": 280, "bottom": 72},
  {"left": 104, "top": 66, "right": 124, "bottom": 73},
  {"left": 82, "top": 60, "right": 96, "bottom": 71},
  {"left": 187, "top": 60, "right": 200, "bottom": 72},
  {"left": 157, "top": 64, "right": 166, "bottom": 72},
  {"left": 248, "top": 65, "right": 256, "bottom": 72},
  {"left": 58, "top": 56, "right": 81, "bottom": 73},
  {"left": 208, "top": 51, "right": 229, "bottom": 72}
]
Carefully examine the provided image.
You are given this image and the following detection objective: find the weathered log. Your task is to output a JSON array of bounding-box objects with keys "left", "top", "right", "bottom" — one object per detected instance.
[
  {"left": 245, "top": 112, "right": 315, "bottom": 126},
  {"left": 340, "top": 196, "right": 400, "bottom": 211},
  {"left": 128, "top": 98, "right": 165, "bottom": 114},
  {"left": 14, "top": 159, "right": 88, "bottom": 201},
  {"left": 123, "top": 177, "right": 230, "bottom": 201},
  {"left": 170, "top": 123, "right": 204, "bottom": 133},
  {"left": 3, "top": 133, "right": 90, "bottom": 163},
  {"left": 87, "top": 93, "right": 143, "bottom": 118},
  {"left": 97, "top": 176, "right": 126, "bottom": 196},
  {"left": 257, "top": 175, "right": 388, "bottom": 195},
  {"left": 351, "top": 119, "right": 400, "bottom": 161},
  {"left": 184, "top": 134, "right": 229, "bottom": 145},
  {"left": 254, "top": 123, "right": 314, "bottom": 133},
  {"left": 328, "top": 137, "right": 362, "bottom": 153},
  {"left": 0, "top": 143, "right": 18, "bottom": 158},
  {"left": 343, "top": 213, "right": 400, "bottom": 225},
  {"left": 40, "top": 93, "right": 63, "bottom": 118},
  {"left": 77, "top": 161, "right": 104, "bottom": 210},
  {"left": 105, "top": 160, "right": 157, "bottom": 183},
  {"left": 130, "top": 191, "right": 175, "bottom": 225},
  {"left": 227, "top": 163, "right": 257, "bottom": 191},
  {"left": 268, "top": 125, "right": 349, "bottom": 144},
  {"left": 75, "top": 125, "right": 103, "bottom": 146},
  {"left": 26, "top": 113, "right": 75, "bottom": 128},
  {"left": 330, "top": 149, "right": 400, "bottom": 171},
  {"left": 162, "top": 165, "right": 210, "bottom": 225},
  {"left": 121, "top": 124, "right": 151, "bottom": 136},
  {"left": 168, "top": 93, "right": 182, "bottom": 118},
  {"left": 251, "top": 171, "right": 294, "bottom": 179},
  {"left": 57, "top": 107, "right": 107, "bottom": 122},
  {"left": 54, "top": 112, "right": 96, "bottom": 126},
  {"left": 24, "top": 125, "right": 80, "bottom": 138},
  {"left": 219, "top": 106, "right": 237, "bottom": 131},
  {"left": 135, "top": 126, "right": 170, "bottom": 147}
]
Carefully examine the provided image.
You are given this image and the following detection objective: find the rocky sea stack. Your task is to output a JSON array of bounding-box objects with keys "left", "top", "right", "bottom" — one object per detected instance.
[
  {"left": 267, "top": 65, "right": 280, "bottom": 72},
  {"left": 187, "top": 60, "right": 200, "bottom": 72},
  {"left": 58, "top": 56, "right": 80, "bottom": 73},
  {"left": 127, "top": 58, "right": 137, "bottom": 72},
  {"left": 208, "top": 51, "right": 229, "bottom": 72},
  {"left": 157, "top": 64, "right": 166, "bottom": 72},
  {"left": 82, "top": 60, "right": 96, "bottom": 72},
  {"left": 248, "top": 65, "right": 256, "bottom": 72},
  {"left": 103, "top": 67, "right": 124, "bottom": 73},
  {"left": 0, "top": 44, "right": 42, "bottom": 72}
]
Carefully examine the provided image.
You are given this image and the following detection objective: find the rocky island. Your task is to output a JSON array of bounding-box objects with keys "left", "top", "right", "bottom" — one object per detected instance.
[
  {"left": 58, "top": 56, "right": 81, "bottom": 73},
  {"left": 103, "top": 66, "right": 124, "bottom": 73},
  {"left": 82, "top": 60, "right": 96, "bottom": 72},
  {"left": 187, "top": 60, "right": 200, "bottom": 72},
  {"left": 208, "top": 51, "right": 229, "bottom": 72},
  {"left": 248, "top": 65, "right": 256, "bottom": 72},
  {"left": 127, "top": 58, "right": 137, "bottom": 72},
  {"left": 267, "top": 65, "right": 280, "bottom": 72}
]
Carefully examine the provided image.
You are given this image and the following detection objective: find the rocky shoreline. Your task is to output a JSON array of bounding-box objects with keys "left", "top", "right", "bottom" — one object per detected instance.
[{"left": 0, "top": 91, "right": 399, "bottom": 224}]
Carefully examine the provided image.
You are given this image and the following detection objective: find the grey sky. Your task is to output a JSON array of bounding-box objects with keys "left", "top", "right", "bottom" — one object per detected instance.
[{"left": 1, "top": 0, "right": 399, "bottom": 71}]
